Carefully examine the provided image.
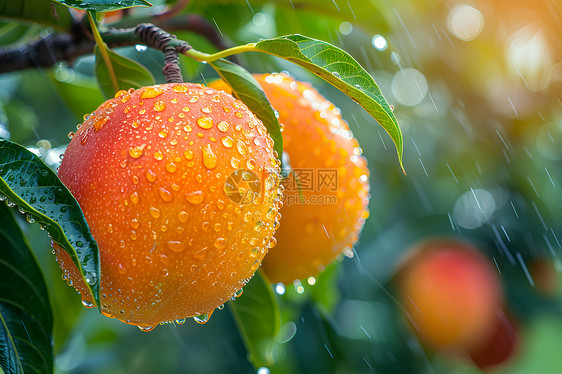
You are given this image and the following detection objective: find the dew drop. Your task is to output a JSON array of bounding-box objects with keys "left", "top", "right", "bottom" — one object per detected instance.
[
  {"left": 221, "top": 136, "right": 234, "bottom": 148},
  {"left": 173, "top": 85, "right": 188, "bottom": 93},
  {"left": 153, "top": 151, "right": 164, "bottom": 161},
  {"left": 215, "top": 237, "right": 227, "bottom": 248},
  {"left": 149, "top": 206, "right": 161, "bottom": 218},
  {"left": 197, "top": 116, "right": 213, "bottom": 129},
  {"left": 130, "top": 192, "right": 139, "bottom": 204},
  {"left": 159, "top": 187, "right": 173, "bottom": 202},
  {"left": 177, "top": 211, "right": 189, "bottom": 223},
  {"left": 129, "top": 144, "right": 146, "bottom": 158},
  {"left": 141, "top": 86, "right": 163, "bottom": 99},
  {"left": 138, "top": 325, "right": 156, "bottom": 332},
  {"left": 84, "top": 272, "right": 97, "bottom": 285},
  {"left": 168, "top": 241, "right": 185, "bottom": 252},
  {"left": 218, "top": 121, "right": 229, "bottom": 132},
  {"left": 158, "top": 130, "right": 168, "bottom": 138},
  {"left": 82, "top": 300, "right": 95, "bottom": 308},
  {"left": 166, "top": 162, "right": 178, "bottom": 173},
  {"left": 184, "top": 150, "right": 194, "bottom": 160},
  {"left": 193, "top": 313, "right": 209, "bottom": 324},
  {"left": 146, "top": 170, "right": 157, "bottom": 182},
  {"left": 237, "top": 141, "right": 247, "bottom": 156},
  {"left": 154, "top": 101, "right": 166, "bottom": 112},
  {"left": 202, "top": 144, "right": 218, "bottom": 169},
  {"left": 185, "top": 191, "right": 205, "bottom": 204}
]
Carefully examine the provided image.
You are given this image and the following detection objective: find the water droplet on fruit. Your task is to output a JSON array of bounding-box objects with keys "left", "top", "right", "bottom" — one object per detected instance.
[
  {"left": 221, "top": 136, "right": 234, "bottom": 148},
  {"left": 193, "top": 313, "right": 209, "bottom": 324},
  {"left": 130, "top": 231, "right": 138, "bottom": 240},
  {"left": 82, "top": 300, "right": 95, "bottom": 308},
  {"left": 129, "top": 144, "right": 146, "bottom": 158},
  {"left": 159, "top": 188, "right": 173, "bottom": 202},
  {"left": 130, "top": 192, "right": 139, "bottom": 204},
  {"left": 175, "top": 318, "right": 186, "bottom": 324},
  {"left": 237, "top": 141, "right": 247, "bottom": 155},
  {"left": 153, "top": 151, "right": 164, "bottom": 161},
  {"left": 185, "top": 191, "right": 205, "bottom": 204},
  {"left": 154, "top": 101, "right": 166, "bottom": 112},
  {"left": 167, "top": 241, "right": 185, "bottom": 252},
  {"left": 93, "top": 116, "right": 108, "bottom": 131},
  {"left": 138, "top": 325, "right": 156, "bottom": 332},
  {"left": 178, "top": 211, "right": 189, "bottom": 223},
  {"left": 158, "top": 130, "right": 168, "bottom": 138},
  {"left": 215, "top": 237, "right": 227, "bottom": 248},
  {"left": 145, "top": 170, "right": 157, "bottom": 182},
  {"left": 184, "top": 150, "right": 194, "bottom": 160},
  {"left": 118, "top": 263, "right": 126, "bottom": 274},
  {"left": 197, "top": 116, "right": 213, "bottom": 129},
  {"left": 218, "top": 121, "right": 229, "bottom": 132},
  {"left": 202, "top": 144, "right": 217, "bottom": 169},
  {"left": 149, "top": 206, "right": 161, "bottom": 218},
  {"left": 231, "top": 158, "right": 240, "bottom": 168},
  {"left": 201, "top": 106, "right": 212, "bottom": 114},
  {"left": 130, "top": 218, "right": 139, "bottom": 228},
  {"left": 166, "top": 162, "right": 178, "bottom": 173},
  {"left": 189, "top": 96, "right": 199, "bottom": 103},
  {"left": 173, "top": 85, "right": 188, "bottom": 93},
  {"left": 141, "top": 86, "right": 163, "bottom": 99}
]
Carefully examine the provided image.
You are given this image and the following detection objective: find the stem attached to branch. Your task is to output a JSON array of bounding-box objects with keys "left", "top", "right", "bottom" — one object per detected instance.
[{"left": 134, "top": 23, "right": 191, "bottom": 83}]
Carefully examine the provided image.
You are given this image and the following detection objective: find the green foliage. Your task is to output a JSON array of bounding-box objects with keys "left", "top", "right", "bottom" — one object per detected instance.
[
  {"left": 0, "top": 204, "right": 53, "bottom": 374},
  {"left": 51, "top": 0, "right": 151, "bottom": 12},
  {"left": 229, "top": 270, "right": 281, "bottom": 368},
  {"left": 94, "top": 46, "right": 155, "bottom": 99},
  {"left": 253, "top": 34, "right": 403, "bottom": 170},
  {"left": 209, "top": 58, "right": 283, "bottom": 159},
  {"left": 0, "top": 0, "right": 73, "bottom": 31},
  {"left": 0, "top": 140, "right": 100, "bottom": 309}
]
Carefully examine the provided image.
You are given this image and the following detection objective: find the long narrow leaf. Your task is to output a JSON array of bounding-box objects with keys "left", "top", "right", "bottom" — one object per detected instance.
[
  {"left": 209, "top": 58, "right": 283, "bottom": 160},
  {"left": 253, "top": 34, "right": 404, "bottom": 171},
  {"left": 0, "top": 139, "right": 100, "bottom": 308},
  {"left": 0, "top": 204, "right": 53, "bottom": 374},
  {"left": 51, "top": 0, "right": 152, "bottom": 12},
  {"left": 229, "top": 270, "right": 281, "bottom": 368}
]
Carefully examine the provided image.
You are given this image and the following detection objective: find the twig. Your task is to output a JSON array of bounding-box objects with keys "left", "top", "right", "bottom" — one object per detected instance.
[{"left": 153, "top": 0, "right": 191, "bottom": 22}]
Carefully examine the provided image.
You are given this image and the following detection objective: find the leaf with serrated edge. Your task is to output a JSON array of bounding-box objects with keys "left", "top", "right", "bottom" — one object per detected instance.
[
  {"left": 229, "top": 270, "right": 280, "bottom": 368},
  {"left": 0, "top": 204, "right": 53, "bottom": 374},
  {"left": 0, "top": 139, "right": 100, "bottom": 309},
  {"left": 254, "top": 34, "right": 404, "bottom": 172},
  {"left": 209, "top": 58, "right": 283, "bottom": 160},
  {"left": 94, "top": 46, "right": 155, "bottom": 99},
  {"left": 51, "top": 0, "right": 152, "bottom": 12}
]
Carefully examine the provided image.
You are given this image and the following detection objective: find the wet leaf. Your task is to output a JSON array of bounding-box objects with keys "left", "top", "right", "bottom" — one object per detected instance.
[
  {"left": 94, "top": 46, "right": 155, "bottom": 99},
  {"left": 254, "top": 34, "right": 404, "bottom": 171},
  {"left": 0, "top": 0, "right": 73, "bottom": 31},
  {"left": 0, "top": 204, "right": 53, "bottom": 374},
  {"left": 209, "top": 58, "right": 283, "bottom": 160},
  {"left": 0, "top": 139, "right": 100, "bottom": 309},
  {"left": 229, "top": 269, "right": 281, "bottom": 368},
  {"left": 51, "top": 0, "right": 152, "bottom": 12}
]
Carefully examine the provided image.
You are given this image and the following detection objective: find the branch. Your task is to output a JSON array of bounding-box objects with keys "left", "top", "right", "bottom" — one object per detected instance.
[{"left": 0, "top": 14, "right": 238, "bottom": 75}]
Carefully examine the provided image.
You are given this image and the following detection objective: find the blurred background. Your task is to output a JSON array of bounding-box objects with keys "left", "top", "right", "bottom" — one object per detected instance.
[{"left": 1, "top": 0, "right": 562, "bottom": 372}]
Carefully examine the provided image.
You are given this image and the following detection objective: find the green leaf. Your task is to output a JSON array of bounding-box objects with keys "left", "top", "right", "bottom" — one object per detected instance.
[
  {"left": 51, "top": 0, "right": 152, "bottom": 12},
  {"left": 49, "top": 71, "right": 105, "bottom": 121},
  {"left": 94, "top": 46, "right": 155, "bottom": 99},
  {"left": 229, "top": 269, "right": 281, "bottom": 368},
  {"left": 0, "top": 204, "right": 53, "bottom": 374},
  {"left": 254, "top": 34, "right": 404, "bottom": 171},
  {"left": 0, "top": 139, "right": 100, "bottom": 309},
  {"left": 209, "top": 58, "right": 283, "bottom": 160},
  {"left": 0, "top": 0, "right": 73, "bottom": 31}
]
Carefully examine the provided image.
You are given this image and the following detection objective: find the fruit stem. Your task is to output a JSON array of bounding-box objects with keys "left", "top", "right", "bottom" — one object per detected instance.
[
  {"left": 88, "top": 12, "right": 119, "bottom": 93},
  {"left": 134, "top": 24, "right": 190, "bottom": 83},
  {"left": 182, "top": 44, "right": 257, "bottom": 62}
]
